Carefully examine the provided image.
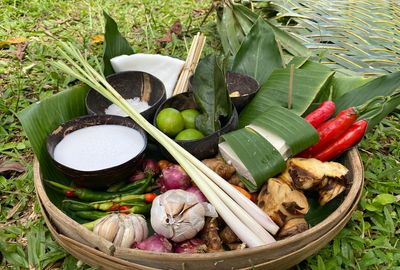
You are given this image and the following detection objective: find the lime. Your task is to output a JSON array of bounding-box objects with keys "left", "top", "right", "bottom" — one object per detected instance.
[
  {"left": 180, "top": 108, "right": 200, "bottom": 129},
  {"left": 156, "top": 108, "right": 185, "bottom": 137},
  {"left": 175, "top": 128, "right": 205, "bottom": 141}
]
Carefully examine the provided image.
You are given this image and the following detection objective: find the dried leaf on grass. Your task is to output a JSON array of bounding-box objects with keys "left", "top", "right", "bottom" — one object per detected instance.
[
  {"left": 158, "top": 21, "right": 182, "bottom": 44},
  {"left": 0, "top": 161, "right": 26, "bottom": 174},
  {"left": 91, "top": 34, "right": 104, "bottom": 45},
  {"left": 0, "top": 37, "right": 28, "bottom": 48}
]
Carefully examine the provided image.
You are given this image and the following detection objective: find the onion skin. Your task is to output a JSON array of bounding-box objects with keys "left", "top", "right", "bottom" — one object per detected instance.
[
  {"left": 135, "top": 234, "right": 173, "bottom": 253},
  {"left": 159, "top": 164, "right": 191, "bottom": 192},
  {"left": 174, "top": 238, "right": 207, "bottom": 253},
  {"left": 186, "top": 186, "right": 207, "bottom": 202}
]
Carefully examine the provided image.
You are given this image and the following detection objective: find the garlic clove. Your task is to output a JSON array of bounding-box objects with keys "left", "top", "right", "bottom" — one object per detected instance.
[
  {"left": 113, "top": 215, "right": 127, "bottom": 247},
  {"left": 119, "top": 216, "right": 136, "bottom": 248},
  {"left": 140, "top": 216, "right": 149, "bottom": 241},
  {"left": 96, "top": 214, "right": 119, "bottom": 242}
]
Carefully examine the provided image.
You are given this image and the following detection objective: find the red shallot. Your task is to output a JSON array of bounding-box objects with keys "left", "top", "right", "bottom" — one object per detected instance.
[
  {"left": 158, "top": 164, "right": 191, "bottom": 192},
  {"left": 186, "top": 186, "right": 207, "bottom": 202},
  {"left": 174, "top": 238, "right": 207, "bottom": 253},
  {"left": 135, "top": 234, "right": 173, "bottom": 253}
]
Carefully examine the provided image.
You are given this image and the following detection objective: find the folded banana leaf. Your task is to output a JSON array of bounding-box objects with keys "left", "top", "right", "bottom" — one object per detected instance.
[
  {"left": 219, "top": 128, "right": 285, "bottom": 191},
  {"left": 220, "top": 106, "right": 317, "bottom": 191},
  {"left": 250, "top": 106, "right": 319, "bottom": 156}
]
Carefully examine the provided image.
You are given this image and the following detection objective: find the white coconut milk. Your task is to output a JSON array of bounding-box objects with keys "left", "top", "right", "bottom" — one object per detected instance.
[{"left": 53, "top": 125, "right": 145, "bottom": 171}]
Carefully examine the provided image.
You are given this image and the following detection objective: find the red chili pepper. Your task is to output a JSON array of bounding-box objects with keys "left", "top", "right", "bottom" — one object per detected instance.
[
  {"left": 118, "top": 205, "right": 130, "bottom": 214},
  {"left": 109, "top": 203, "right": 120, "bottom": 212},
  {"left": 314, "top": 120, "right": 368, "bottom": 161},
  {"left": 304, "top": 101, "right": 336, "bottom": 128},
  {"left": 64, "top": 190, "right": 76, "bottom": 198},
  {"left": 144, "top": 193, "right": 157, "bottom": 203},
  {"left": 299, "top": 107, "right": 358, "bottom": 157}
]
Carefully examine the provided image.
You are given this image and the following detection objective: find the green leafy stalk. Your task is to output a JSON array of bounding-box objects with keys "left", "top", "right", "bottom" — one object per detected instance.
[{"left": 192, "top": 54, "right": 232, "bottom": 135}]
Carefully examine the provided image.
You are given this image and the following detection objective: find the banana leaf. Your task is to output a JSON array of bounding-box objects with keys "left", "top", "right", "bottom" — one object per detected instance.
[
  {"left": 216, "top": 3, "right": 245, "bottom": 56},
  {"left": 232, "top": 3, "right": 310, "bottom": 57},
  {"left": 231, "top": 17, "right": 282, "bottom": 85},
  {"left": 239, "top": 61, "right": 335, "bottom": 127},
  {"left": 17, "top": 85, "right": 89, "bottom": 205},
  {"left": 333, "top": 71, "right": 400, "bottom": 113},
  {"left": 331, "top": 76, "right": 374, "bottom": 99},
  {"left": 221, "top": 128, "right": 285, "bottom": 191},
  {"left": 216, "top": 2, "right": 310, "bottom": 58},
  {"left": 305, "top": 193, "right": 344, "bottom": 227},
  {"left": 287, "top": 56, "right": 310, "bottom": 68},
  {"left": 250, "top": 106, "right": 319, "bottom": 155},
  {"left": 193, "top": 54, "right": 232, "bottom": 135},
  {"left": 103, "top": 11, "right": 135, "bottom": 76}
]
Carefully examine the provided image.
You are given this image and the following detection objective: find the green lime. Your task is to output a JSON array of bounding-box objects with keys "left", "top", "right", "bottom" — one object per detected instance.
[
  {"left": 175, "top": 128, "right": 205, "bottom": 141},
  {"left": 180, "top": 108, "right": 200, "bottom": 129},
  {"left": 156, "top": 108, "right": 185, "bottom": 137}
]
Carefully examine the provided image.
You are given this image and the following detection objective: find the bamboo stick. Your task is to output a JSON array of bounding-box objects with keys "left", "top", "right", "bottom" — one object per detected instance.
[{"left": 173, "top": 32, "right": 206, "bottom": 96}]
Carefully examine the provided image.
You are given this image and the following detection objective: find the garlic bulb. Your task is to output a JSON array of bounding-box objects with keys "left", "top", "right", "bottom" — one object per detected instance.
[
  {"left": 93, "top": 214, "right": 148, "bottom": 248},
  {"left": 151, "top": 189, "right": 216, "bottom": 242}
]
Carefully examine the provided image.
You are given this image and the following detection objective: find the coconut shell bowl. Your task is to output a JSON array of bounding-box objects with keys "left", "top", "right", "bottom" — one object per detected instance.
[
  {"left": 46, "top": 115, "right": 147, "bottom": 189},
  {"left": 85, "top": 71, "right": 166, "bottom": 121}
]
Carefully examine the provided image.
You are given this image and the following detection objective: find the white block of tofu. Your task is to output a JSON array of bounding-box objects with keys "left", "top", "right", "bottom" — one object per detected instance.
[
  {"left": 247, "top": 124, "right": 291, "bottom": 160},
  {"left": 218, "top": 141, "right": 256, "bottom": 186},
  {"left": 111, "top": 54, "right": 185, "bottom": 98}
]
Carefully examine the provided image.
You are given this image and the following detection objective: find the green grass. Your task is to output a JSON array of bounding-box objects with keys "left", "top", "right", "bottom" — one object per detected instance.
[{"left": 1, "top": 0, "right": 399, "bottom": 269}]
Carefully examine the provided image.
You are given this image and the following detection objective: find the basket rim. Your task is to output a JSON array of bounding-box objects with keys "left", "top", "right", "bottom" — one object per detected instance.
[
  {"left": 40, "top": 185, "right": 361, "bottom": 270},
  {"left": 33, "top": 147, "right": 364, "bottom": 260}
]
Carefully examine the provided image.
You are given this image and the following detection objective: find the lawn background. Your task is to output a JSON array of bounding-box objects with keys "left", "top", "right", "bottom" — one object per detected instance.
[{"left": 1, "top": 0, "right": 399, "bottom": 269}]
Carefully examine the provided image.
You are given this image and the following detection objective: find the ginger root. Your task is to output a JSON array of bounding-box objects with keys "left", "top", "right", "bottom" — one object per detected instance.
[
  {"left": 200, "top": 217, "right": 224, "bottom": 252},
  {"left": 202, "top": 157, "right": 235, "bottom": 180}
]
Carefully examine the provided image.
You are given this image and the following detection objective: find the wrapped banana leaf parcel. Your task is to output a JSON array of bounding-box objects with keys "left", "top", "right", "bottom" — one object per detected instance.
[{"left": 219, "top": 106, "right": 319, "bottom": 191}]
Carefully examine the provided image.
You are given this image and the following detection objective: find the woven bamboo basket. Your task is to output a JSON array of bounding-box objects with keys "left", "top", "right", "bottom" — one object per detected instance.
[{"left": 33, "top": 147, "right": 364, "bottom": 270}]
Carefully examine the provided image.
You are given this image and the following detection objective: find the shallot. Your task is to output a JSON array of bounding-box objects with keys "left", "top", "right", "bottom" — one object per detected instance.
[
  {"left": 135, "top": 234, "right": 173, "bottom": 253},
  {"left": 186, "top": 186, "right": 207, "bottom": 202},
  {"left": 158, "top": 164, "right": 190, "bottom": 192},
  {"left": 143, "top": 159, "right": 160, "bottom": 176},
  {"left": 174, "top": 238, "right": 207, "bottom": 253}
]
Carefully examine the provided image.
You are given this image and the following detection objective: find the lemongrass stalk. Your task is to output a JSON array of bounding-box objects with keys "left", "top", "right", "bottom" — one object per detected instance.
[
  {"left": 173, "top": 147, "right": 280, "bottom": 234},
  {"left": 54, "top": 42, "right": 276, "bottom": 246}
]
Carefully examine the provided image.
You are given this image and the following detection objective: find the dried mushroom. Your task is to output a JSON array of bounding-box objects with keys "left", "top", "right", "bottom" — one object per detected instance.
[
  {"left": 277, "top": 218, "right": 309, "bottom": 239},
  {"left": 257, "top": 178, "right": 309, "bottom": 227},
  {"left": 319, "top": 178, "right": 346, "bottom": 206},
  {"left": 287, "top": 158, "right": 348, "bottom": 190}
]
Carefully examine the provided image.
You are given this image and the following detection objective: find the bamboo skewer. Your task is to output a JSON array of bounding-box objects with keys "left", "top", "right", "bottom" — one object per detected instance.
[
  {"left": 288, "top": 64, "right": 294, "bottom": 110},
  {"left": 173, "top": 32, "right": 206, "bottom": 96}
]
